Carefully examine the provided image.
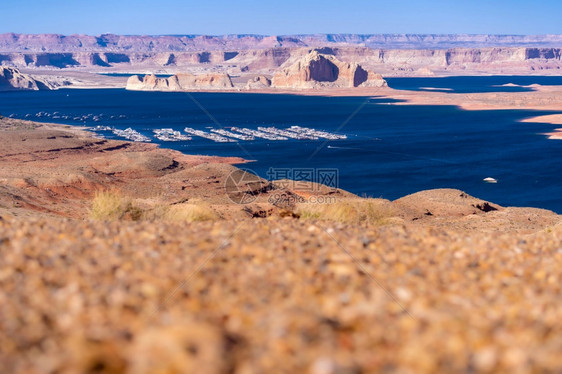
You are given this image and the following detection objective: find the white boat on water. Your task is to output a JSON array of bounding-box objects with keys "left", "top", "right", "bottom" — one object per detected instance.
[
  {"left": 153, "top": 128, "right": 192, "bottom": 141},
  {"left": 230, "top": 127, "right": 287, "bottom": 141},
  {"left": 184, "top": 127, "right": 236, "bottom": 142},
  {"left": 211, "top": 129, "right": 254, "bottom": 141},
  {"left": 112, "top": 127, "right": 151, "bottom": 142},
  {"left": 258, "top": 126, "right": 318, "bottom": 140},
  {"left": 289, "top": 126, "right": 347, "bottom": 140},
  {"left": 93, "top": 125, "right": 114, "bottom": 131}
]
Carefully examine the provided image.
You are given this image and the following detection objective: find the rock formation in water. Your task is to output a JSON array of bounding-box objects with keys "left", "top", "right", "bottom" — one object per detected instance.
[
  {"left": 126, "top": 72, "right": 234, "bottom": 91},
  {"left": 271, "top": 51, "right": 387, "bottom": 89},
  {"left": 0, "top": 66, "right": 59, "bottom": 90},
  {"left": 125, "top": 74, "right": 165, "bottom": 90}
]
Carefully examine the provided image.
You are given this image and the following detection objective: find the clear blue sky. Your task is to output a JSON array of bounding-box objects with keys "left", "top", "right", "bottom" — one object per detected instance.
[{"left": 2, "top": 0, "right": 561, "bottom": 35}]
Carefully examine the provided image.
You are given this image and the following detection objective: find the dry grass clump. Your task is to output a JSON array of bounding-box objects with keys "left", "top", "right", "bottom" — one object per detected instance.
[
  {"left": 91, "top": 191, "right": 219, "bottom": 223},
  {"left": 141, "top": 200, "right": 219, "bottom": 223},
  {"left": 90, "top": 190, "right": 143, "bottom": 221},
  {"left": 158, "top": 202, "right": 219, "bottom": 222},
  {"left": 296, "top": 198, "right": 395, "bottom": 224}
]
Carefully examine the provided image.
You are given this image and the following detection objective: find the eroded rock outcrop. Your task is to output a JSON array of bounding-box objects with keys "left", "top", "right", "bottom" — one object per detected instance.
[
  {"left": 245, "top": 75, "right": 271, "bottom": 89},
  {"left": 271, "top": 51, "right": 387, "bottom": 89},
  {"left": 126, "top": 72, "right": 234, "bottom": 91},
  {"left": 0, "top": 66, "right": 57, "bottom": 91}
]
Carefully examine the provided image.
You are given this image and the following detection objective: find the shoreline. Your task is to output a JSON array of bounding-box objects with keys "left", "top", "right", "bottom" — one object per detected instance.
[
  {"left": 0, "top": 116, "right": 252, "bottom": 166},
  {"left": 521, "top": 114, "right": 562, "bottom": 139}
]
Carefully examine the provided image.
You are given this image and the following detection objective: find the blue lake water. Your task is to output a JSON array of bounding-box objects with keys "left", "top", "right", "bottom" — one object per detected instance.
[
  {"left": 1, "top": 77, "right": 561, "bottom": 212},
  {"left": 386, "top": 75, "right": 562, "bottom": 93}
]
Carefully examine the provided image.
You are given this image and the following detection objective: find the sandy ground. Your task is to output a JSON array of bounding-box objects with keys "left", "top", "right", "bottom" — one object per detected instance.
[
  {"left": 521, "top": 114, "right": 562, "bottom": 125},
  {"left": 2, "top": 213, "right": 562, "bottom": 373}
]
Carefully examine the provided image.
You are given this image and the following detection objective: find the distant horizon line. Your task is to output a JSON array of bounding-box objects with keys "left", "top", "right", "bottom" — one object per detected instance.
[{"left": 2, "top": 32, "right": 562, "bottom": 38}]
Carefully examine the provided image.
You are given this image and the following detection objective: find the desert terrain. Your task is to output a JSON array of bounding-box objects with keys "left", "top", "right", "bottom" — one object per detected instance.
[{"left": 1, "top": 117, "right": 562, "bottom": 373}]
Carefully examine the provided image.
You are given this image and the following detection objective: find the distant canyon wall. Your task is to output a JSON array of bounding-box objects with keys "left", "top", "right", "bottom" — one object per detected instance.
[
  {"left": 1, "top": 33, "right": 562, "bottom": 52},
  {"left": 0, "top": 51, "right": 241, "bottom": 68},
  {"left": 1, "top": 47, "right": 560, "bottom": 75},
  {"left": 1, "top": 33, "right": 561, "bottom": 78}
]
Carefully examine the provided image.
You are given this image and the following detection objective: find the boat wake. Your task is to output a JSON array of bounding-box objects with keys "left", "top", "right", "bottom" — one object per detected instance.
[{"left": 327, "top": 145, "right": 361, "bottom": 150}]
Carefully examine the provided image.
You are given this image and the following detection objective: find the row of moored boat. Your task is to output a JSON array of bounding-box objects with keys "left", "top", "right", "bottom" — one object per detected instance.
[
  {"left": 92, "top": 125, "right": 347, "bottom": 143},
  {"left": 18, "top": 112, "right": 127, "bottom": 122}
]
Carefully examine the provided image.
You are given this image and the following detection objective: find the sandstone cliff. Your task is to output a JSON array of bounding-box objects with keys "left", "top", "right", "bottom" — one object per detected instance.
[
  {"left": 0, "top": 66, "right": 59, "bottom": 91},
  {"left": 271, "top": 51, "right": 387, "bottom": 89},
  {"left": 1, "top": 46, "right": 560, "bottom": 77},
  {"left": 126, "top": 72, "right": 234, "bottom": 91}
]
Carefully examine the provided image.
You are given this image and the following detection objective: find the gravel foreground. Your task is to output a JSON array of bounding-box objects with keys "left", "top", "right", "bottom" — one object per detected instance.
[{"left": 1, "top": 215, "right": 561, "bottom": 373}]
